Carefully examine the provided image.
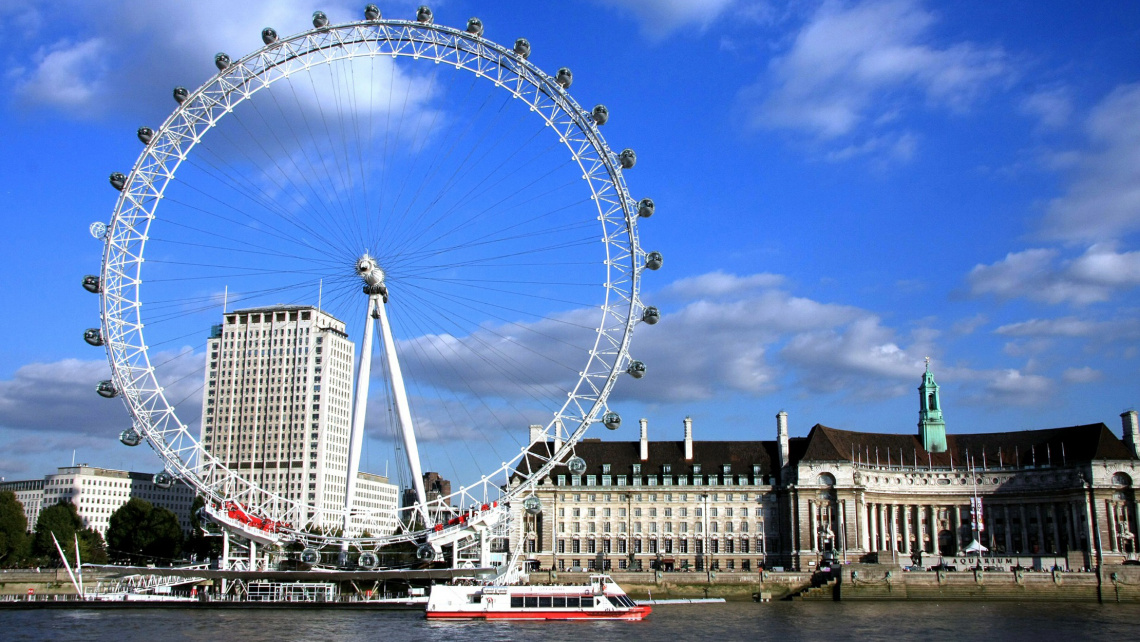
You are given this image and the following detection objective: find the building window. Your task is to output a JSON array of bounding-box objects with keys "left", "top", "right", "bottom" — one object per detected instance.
[
  {"left": 602, "top": 464, "right": 611, "bottom": 474},
  {"left": 663, "top": 464, "right": 671, "bottom": 474},
  {"left": 632, "top": 464, "right": 641, "bottom": 475}
]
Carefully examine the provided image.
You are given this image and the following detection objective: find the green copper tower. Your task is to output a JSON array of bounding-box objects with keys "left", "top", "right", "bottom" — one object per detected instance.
[{"left": 918, "top": 358, "right": 947, "bottom": 452}]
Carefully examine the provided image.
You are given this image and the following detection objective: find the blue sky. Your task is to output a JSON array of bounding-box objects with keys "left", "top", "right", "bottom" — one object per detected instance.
[{"left": 0, "top": 0, "right": 1137, "bottom": 489}]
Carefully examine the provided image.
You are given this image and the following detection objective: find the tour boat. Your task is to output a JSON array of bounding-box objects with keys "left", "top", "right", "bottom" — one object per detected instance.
[{"left": 425, "top": 574, "right": 651, "bottom": 620}]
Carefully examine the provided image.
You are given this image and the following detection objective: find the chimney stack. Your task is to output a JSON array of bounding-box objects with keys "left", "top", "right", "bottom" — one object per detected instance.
[
  {"left": 777, "top": 411, "right": 789, "bottom": 470},
  {"left": 529, "top": 424, "right": 543, "bottom": 444},
  {"left": 1123, "top": 410, "right": 1140, "bottom": 458},
  {"left": 683, "top": 416, "right": 693, "bottom": 460},
  {"left": 640, "top": 418, "right": 649, "bottom": 461}
]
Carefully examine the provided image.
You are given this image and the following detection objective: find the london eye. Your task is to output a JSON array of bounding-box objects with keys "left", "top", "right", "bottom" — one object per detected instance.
[{"left": 84, "top": 5, "right": 660, "bottom": 568}]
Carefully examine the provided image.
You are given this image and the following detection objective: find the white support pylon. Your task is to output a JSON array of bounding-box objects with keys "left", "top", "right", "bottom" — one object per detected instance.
[
  {"left": 375, "top": 295, "right": 430, "bottom": 524},
  {"left": 342, "top": 255, "right": 431, "bottom": 566},
  {"left": 342, "top": 294, "right": 379, "bottom": 563}
]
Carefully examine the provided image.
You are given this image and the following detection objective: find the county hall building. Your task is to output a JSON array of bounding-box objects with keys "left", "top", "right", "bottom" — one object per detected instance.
[{"left": 511, "top": 366, "right": 1139, "bottom": 572}]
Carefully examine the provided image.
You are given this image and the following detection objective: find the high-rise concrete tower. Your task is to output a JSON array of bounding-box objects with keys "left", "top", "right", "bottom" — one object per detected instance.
[{"left": 199, "top": 305, "right": 359, "bottom": 530}]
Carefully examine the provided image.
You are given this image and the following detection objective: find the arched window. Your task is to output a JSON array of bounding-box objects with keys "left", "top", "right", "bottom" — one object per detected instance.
[
  {"left": 928, "top": 392, "right": 937, "bottom": 410},
  {"left": 1112, "top": 472, "right": 1132, "bottom": 487},
  {"left": 817, "top": 473, "right": 836, "bottom": 487}
]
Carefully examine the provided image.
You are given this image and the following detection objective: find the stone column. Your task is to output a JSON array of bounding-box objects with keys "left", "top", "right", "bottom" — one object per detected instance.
[
  {"left": 953, "top": 505, "right": 963, "bottom": 553},
  {"left": 1004, "top": 505, "right": 1013, "bottom": 553},
  {"left": 840, "top": 499, "right": 849, "bottom": 555},
  {"left": 902, "top": 505, "right": 912, "bottom": 554},
  {"left": 1106, "top": 500, "right": 1117, "bottom": 552},
  {"left": 882, "top": 504, "right": 890, "bottom": 550},
  {"left": 1047, "top": 504, "right": 1060, "bottom": 553},
  {"left": 884, "top": 504, "right": 893, "bottom": 549},
  {"left": 859, "top": 497, "right": 869, "bottom": 551},
  {"left": 808, "top": 500, "right": 817, "bottom": 552},
  {"left": 1018, "top": 505, "right": 1029, "bottom": 552},
  {"left": 1068, "top": 502, "right": 1079, "bottom": 551},
  {"left": 1034, "top": 504, "right": 1046, "bottom": 554},
  {"left": 928, "top": 505, "right": 938, "bottom": 553}
]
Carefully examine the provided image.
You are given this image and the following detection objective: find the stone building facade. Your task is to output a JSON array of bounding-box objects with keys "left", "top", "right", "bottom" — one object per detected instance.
[{"left": 511, "top": 368, "right": 1139, "bottom": 572}]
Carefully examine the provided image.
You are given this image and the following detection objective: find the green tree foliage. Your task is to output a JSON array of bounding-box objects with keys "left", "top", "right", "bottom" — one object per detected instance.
[
  {"left": 184, "top": 496, "right": 220, "bottom": 562},
  {"left": 0, "top": 490, "right": 31, "bottom": 567},
  {"left": 79, "top": 527, "right": 109, "bottom": 564},
  {"left": 33, "top": 501, "right": 81, "bottom": 562},
  {"left": 31, "top": 500, "right": 104, "bottom": 565},
  {"left": 106, "top": 498, "right": 183, "bottom": 564}
]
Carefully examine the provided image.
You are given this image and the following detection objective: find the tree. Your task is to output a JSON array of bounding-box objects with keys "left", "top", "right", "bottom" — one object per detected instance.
[
  {"left": 184, "top": 496, "right": 220, "bottom": 561},
  {"left": 106, "top": 498, "right": 183, "bottom": 564},
  {"left": 33, "top": 500, "right": 83, "bottom": 564},
  {"left": 79, "top": 527, "right": 109, "bottom": 564},
  {"left": 0, "top": 490, "right": 30, "bottom": 567}
]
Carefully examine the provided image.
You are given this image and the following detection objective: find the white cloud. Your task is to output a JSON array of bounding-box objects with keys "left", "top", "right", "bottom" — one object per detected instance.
[
  {"left": 1020, "top": 87, "right": 1072, "bottom": 130},
  {"left": 8, "top": 0, "right": 437, "bottom": 121},
  {"left": 994, "top": 316, "right": 1140, "bottom": 339},
  {"left": 1041, "top": 83, "right": 1140, "bottom": 241},
  {"left": 967, "top": 244, "right": 1140, "bottom": 305},
  {"left": 971, "top": 368, "right": 1053, "bottom": 406},
  {"left": 780, "top": 316, "right": 933, "bottom": 397},
  {"left": 749, "top": 0, "right": 1009, "bottom": 143},
  {"left": 597, "top": 0, "right": 740, "bottom": 39},
  {"left": 0, "top": 350, "right": 205, "bottom": 437},
  {"left": 1062, "top": 366, "right": 1102, "bottom": 384}
]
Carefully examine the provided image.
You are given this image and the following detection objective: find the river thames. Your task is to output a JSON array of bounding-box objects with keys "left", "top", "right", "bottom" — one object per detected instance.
[{"left": 6, "top": 601, "right": 1137, "bottom": 641}]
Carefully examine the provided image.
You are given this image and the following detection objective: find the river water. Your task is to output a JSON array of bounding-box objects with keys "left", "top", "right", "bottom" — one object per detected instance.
[{"left": 6, "top": 601, "right": 1137, "bottom": 641}]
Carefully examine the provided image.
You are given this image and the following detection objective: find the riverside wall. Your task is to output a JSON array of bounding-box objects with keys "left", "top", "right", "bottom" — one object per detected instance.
[
  {"left": 0, "top": 569, "right": 77, "bottom": 596},
  {"left": 832, "top": 564, "right": 1140, "bottom": 603},
  {"left": 528, "top": 570, "right": 814, "bottom": 601}
]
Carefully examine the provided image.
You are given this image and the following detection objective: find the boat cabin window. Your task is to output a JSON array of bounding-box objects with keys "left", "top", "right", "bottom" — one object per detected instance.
[
  {"left": 539, "top": 596, "right": 552, "bottom": 608},
  {"left": 524, "top": 597, "right": 538, "bottom": 608},
  {"left": 581, "top": 597, "right": 594, "bottom": 608},
  {"left": 553, "top": 597, "right": 567, "bottom": 608},
  {"left": 469, "top": 595, "right": 482, "bottom": 603},
  {"left": 566, "top": 596, "right": 580, "bottom": 608},
  {"left": 510, "top": 596, "right": 524, "bottom": 608}
]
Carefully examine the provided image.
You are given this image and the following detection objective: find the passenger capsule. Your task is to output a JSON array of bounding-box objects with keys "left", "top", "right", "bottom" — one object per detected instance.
[
  {"left": 119, "top": 429, "right": 142, "bottom": 447},
  {"left": 513, "top": 38, "right": 531, "bottom": 59},
  {"left": 591, "top": 104, "right": 609, "bottom": 125},
  {"left": 619, "top": 148, "right": 637, "bottom": 169},
  {"left": 300, "top": 547, "right": 319, "bottom": 564},
  {"left": 83, "top": 328, "right": 104, "bottom": 347},
  {"left": 364, "top": 4, "right": 381, "bottom": 20},
  {"left": 312, "top": 11, "right": 328, "bottom": 28},
  {"left": 97, "top": 380, "right": 118, "bottom": 398},
  {"left": 109, "top": 172, "right": 126, "bottom": 191},
  {"left": 137, "top": 126, "right": 154, "bottom": 145},
  {"left": 173, "top": 86, "right": 189, "bottom": 104},
  {"left": 642, "top": 306, "right": 660, "bottom": 325},
  {"left": 214, "top": 52, "right": 230, "bottom": 71},
  {"left": 82, "top": 275, "right": 101, "bottom": 294},
  {"left": 466, "top": 17, "right": 483, "bottom": 36},
  {"left": 555, "top": 67, "right": 573, "bottom": 89},
  {"left": 523, "top": 495, "right": 542, "bottom": 515},
  {"left": 567, "top": 456, "right": 587, "bottom": 476},
  {"left": 602, "top": 411, "right": 621, "bottom": 431},
  {"left": 637, "top": 197, "right": 655, "bottom": 218},
  {"left": 153, "top": 471, "right": 174, "bottom": 489},
  {"left": 415, "top": 543, "right": 435, "bottom": 562},
  {"left": 358, "top": 551, "right": 379, "bottom": 568},
  {"left": 627, "top": 360, "right": 646, "bottom": 379},
  {"left": 645, "top": 251, "right": 663, "bottom": 270},
  {"left": 416, "top": 6, "right": 433, "bottom": 23},
  {"left": 261, "top": 27, "right": 278, "bottom": 44}
]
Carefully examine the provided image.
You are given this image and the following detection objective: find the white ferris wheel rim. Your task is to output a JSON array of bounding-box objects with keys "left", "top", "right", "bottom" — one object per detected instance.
[{"left": 99, "top": 16, "right": 648, "bottom": 551}]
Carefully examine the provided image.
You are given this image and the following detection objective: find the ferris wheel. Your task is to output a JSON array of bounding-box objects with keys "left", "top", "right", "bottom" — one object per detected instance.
[{"left": 84, "top": 5, "right": 661, "bottom": 564}]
